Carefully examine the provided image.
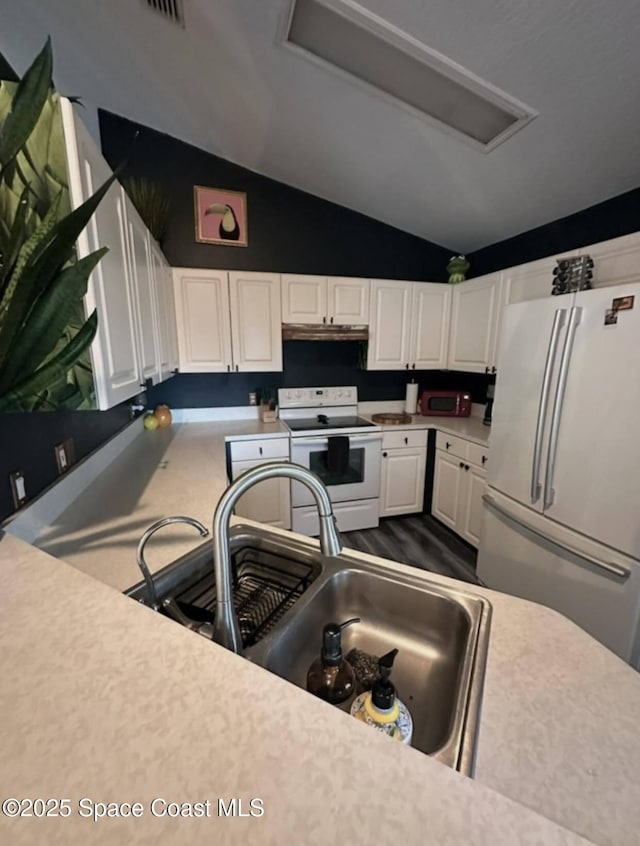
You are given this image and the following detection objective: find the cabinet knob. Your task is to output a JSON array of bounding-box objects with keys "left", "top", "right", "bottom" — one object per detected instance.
[
  {"left": 382, "top": 451, "right": 388, "bottom": 458},
  {"left": 446, "top": 442, "right": 451, "bottom": 449},
  {"left": 227, "top": 365, "right": 230, "bottom": 372},
  {"left": 485, "top": 366, "right": 489, "bottom": 374},
  {"left": 235, "top": 364, "right": 239, "bottom": 372},
  {"left": 411, "top": 363, "right": 416, "bottom": 370},
  {"left": 405, "top": 363, "right": 409, "bottom": 370},
  {"left": 323, "top": 316, "right": 327, "bottom": 324},
  {"left": 404, "top": 436, "right": 408, "bottom": 445},
  {"left": 330, "top": 316, "right": 334, "bottom": 324},
  {"left": 259, "top": 447, "right": 263, "bottom": 455},
  {"left": 464, "top": 464, "right": 470, "bottom": 471},
  {"left": 482, "top": 455, "right": 488, "bottom": 465},
  {"left": 491, "top": 366, "right": 497, "bottom": 374},
  {"left": 459, "top": 461, "right": 464, "bottom": 468},
  {"left": 172, "top": 368, "right": 179, "bottom": 374}
]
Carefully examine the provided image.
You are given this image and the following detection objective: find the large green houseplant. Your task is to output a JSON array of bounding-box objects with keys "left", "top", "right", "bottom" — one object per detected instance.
[{"left": 0, "top": 38, "right": 114, "bottom": 412}]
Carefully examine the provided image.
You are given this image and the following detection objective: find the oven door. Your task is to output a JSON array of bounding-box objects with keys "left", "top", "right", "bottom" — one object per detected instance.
[{"left": 290, "top": 433, "right": 382, "bottom": 505}]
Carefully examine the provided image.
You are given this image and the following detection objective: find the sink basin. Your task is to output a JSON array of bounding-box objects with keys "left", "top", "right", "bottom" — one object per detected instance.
[{"left": 125, "top": 524, "right": 491, "bottom": 774}]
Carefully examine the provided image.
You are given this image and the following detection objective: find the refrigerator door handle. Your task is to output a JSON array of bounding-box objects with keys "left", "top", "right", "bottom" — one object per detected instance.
[
  {"left": 543, "top": 306, "right": 582, "bottom": 509},
  {"left": 530, "top": 308, "right": 566, "bottom": 502},
  {"left": 482, "top": 494, "right": 631, "bottom": 580}
]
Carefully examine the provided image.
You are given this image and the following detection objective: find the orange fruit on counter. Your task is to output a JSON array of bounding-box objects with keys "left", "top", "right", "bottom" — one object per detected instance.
[{"left": 153, "top": 404, "right": 172, "bottom": 427}]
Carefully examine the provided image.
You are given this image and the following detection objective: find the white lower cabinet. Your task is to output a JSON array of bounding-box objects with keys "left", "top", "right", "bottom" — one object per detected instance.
[
  {"left": 229, "top": 439, "right": 291, "bottom": 530},
  {"left": 431, "top": 431, "right": 488, "bottom": 548},
  {"left": 379, "top": 429, "right": 428, "bottom": 517}
]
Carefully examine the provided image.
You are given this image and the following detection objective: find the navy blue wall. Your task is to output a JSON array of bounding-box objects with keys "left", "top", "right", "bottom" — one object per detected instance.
[{"left": 468, "top": 186, "right": 640, "bottom": 277}]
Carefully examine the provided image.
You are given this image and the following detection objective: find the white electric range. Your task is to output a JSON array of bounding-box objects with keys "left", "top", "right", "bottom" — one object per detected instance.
[{"left": 277, "top": 386, "right": 382, "bottom": 534}]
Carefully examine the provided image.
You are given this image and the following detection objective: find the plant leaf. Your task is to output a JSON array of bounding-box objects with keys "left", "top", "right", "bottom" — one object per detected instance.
[
  {"left": 0, "top": 247, "right": 107, "bottom": 392},
  {"left": 0, "top": 183, "right": 33, "bottom": 290},
  {"left": 0, "top": 309, "right": 97, "bottom": 412},
  {"left": 0, "top": 191, "right": 62, "bottom": 360},
  {"left": 0, "top": 38, "right": 52, "bottom": 171},
  {"left": 0, "top": 172, "right": 116, "bottom": 368}
]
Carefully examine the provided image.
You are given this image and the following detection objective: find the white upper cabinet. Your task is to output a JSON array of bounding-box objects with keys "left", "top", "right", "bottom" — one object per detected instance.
[
  {"left": 228, "top": 271, "right": 282, "bottom": 372},
  {"left": 173, "top": 269, "right": 283, "bottom": 373},
  {"left": 149, "top": 240, "right": 179, "bottom": 381},
  {"left": 367, "top": 279, "right": 412, "bottom": 370},
  {"left": 126, "top": 205, "right": 160, "bottom": 387},
  {"left": 505, "top": 253, "right": 577, "bottom": 305},
  {"left": 410, "top": 283, "right": 451, "bottom": 370},
  {"left": 578, "top": 231, "right": 640, "bottom": 288},
  {"left": 281, "top": 275, "right": 326, "bottom": 324},
  {"left": 327, "top": 277, "right": 370, "bottom": 324},
  {"left": 173, "top": 269, "right": 232, "bottom": 372},
  {"left": 368, "top": 280, "right": 450, "bottom": 371},
  {"left": 61, "top": 100, "right": 141, "bottom": 409},
  {"left": 60, "top": 98, "right": 177, "bottom": 408},
  {"left": 447, "top": 273, "right": 503, "bottom": 374},
  {"left": 281, "top": 275, "right": 369, "bottom": 325}
]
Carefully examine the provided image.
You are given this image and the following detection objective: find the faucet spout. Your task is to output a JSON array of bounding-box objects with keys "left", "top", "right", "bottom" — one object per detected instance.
[
  {"left": 212, "top": 461, "right": 342, "bottom": 654},
  {"left": 137, "top": 516, "right": 209, "bottom": 609}
]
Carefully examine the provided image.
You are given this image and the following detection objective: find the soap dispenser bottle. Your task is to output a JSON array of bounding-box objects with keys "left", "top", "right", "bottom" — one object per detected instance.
[
  {"left": 306, "top": 618, "right": 360, "bottom": 705},
  {"left": 350, "top": 649, "right": 413, "bottom": 745}
]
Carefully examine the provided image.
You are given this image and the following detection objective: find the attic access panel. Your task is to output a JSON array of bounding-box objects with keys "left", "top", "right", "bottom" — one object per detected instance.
[{"left": 283, "top": 0, "right": 537, "bottom": 151}]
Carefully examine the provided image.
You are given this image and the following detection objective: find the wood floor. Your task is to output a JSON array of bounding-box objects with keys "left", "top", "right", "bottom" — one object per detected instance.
[{"left": 342, "top": 514, "right": 482, "bottom": 585}]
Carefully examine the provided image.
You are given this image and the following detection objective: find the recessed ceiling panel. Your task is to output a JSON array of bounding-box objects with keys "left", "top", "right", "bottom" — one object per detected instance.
[{"left": 286, "top": 0, "right": 536, "bottom": 149}]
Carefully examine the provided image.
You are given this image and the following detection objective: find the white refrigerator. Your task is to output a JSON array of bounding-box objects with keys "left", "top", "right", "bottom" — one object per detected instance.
[{"left": 477, "top": 282, "right": 640, "bottom": 667}]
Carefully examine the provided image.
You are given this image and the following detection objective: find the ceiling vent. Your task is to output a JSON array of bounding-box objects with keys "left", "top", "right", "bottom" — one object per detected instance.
[
  {"left": 283, "top": 0, "right": 536, "bottom": 151},
  {"left": 142, "top": 0, "right": 184, "bottom": 27}
]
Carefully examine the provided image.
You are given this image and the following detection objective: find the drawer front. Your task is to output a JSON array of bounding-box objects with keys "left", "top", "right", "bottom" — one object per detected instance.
[
  {"left": 467, "top": 442, "right": 489, "bottom": 470},
  {"left": 229, "top": 438, "right": 289, "bottom": 462},
  {"left": 382, "top": 429, "right": 429, "bottom": 449},
  {"left": 435, "top": 432, "right": 468, "bottom": 460}
]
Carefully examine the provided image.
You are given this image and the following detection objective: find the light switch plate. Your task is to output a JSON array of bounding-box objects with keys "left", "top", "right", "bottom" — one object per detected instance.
[{"left": 9, "top": 471, "right": 27, "bottom": 510}]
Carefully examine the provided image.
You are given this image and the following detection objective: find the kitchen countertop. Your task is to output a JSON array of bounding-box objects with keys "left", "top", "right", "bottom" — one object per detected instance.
[
  {"left": 4, "top": 419, "right": 640, "bottom": 845},
  {"left": 373, "top": 413, "right": 491, "bottom": 445}
]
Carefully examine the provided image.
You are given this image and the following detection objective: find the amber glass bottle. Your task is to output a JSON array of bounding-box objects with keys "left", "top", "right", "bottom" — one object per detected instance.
[{"left": 306, "top": 618, "right": 360, "bottom": 705}]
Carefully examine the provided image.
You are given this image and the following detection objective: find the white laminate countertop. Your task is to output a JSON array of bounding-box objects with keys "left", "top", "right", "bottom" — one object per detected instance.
[{"left": 3, "top": 417, "right": 640, "bottom": 846}]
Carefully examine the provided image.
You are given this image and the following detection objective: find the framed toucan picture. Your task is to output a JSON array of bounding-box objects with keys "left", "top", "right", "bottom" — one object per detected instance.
[{"left": 194, "top": 186, "right": 248, "bottom": 247}]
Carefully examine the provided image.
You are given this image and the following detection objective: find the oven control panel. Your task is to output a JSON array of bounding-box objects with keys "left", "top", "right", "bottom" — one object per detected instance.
[{"left": 278, "top": 386, "right": 358, "bottom": 408}]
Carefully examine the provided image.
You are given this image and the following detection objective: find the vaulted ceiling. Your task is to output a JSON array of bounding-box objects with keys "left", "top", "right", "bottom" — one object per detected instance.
[{"left": 3, "top": 0, "right": 640, "bottom": 251}]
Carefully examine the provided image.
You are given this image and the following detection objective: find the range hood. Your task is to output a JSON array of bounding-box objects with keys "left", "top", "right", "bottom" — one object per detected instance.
[{"left": 282, "top": 323, "right": 369, "bottom": 341}]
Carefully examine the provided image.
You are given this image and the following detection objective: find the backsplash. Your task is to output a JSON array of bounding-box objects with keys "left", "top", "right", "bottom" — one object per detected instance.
[{"left": 146, "top": 340, "right": 491, "bottom": 409}]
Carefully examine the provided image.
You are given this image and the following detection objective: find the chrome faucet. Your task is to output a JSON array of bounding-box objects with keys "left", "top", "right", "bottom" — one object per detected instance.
[
  {"left": 137, "top": 516, "right": 209, "bottom": 609},
  {"left": 212, "top": 461, "right": 342, "bottom": 654}
]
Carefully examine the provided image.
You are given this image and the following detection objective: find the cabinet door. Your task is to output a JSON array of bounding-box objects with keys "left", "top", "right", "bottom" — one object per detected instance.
[
  {"left": 380, "top": 448, "right": 426, "bottom": 517},
  {"left": 148, "top": 240, "right": 179, "bottom": 381},
  {"left": 229, "top": 272, "right": 283, "bottom": 372},
  {"left": 172, "top": 268, "right": 232, "bottom": 372},
  {"left": 61, "top": 100, "right": 140, "bottom": 409},
  {"left": 578, "top": 232, "right": 640, "bottom": 289},
  {"left": 231, "top": 458, "right": 291, "bottom": 530},
  {"left": 328, "top": 277, "right": 370, "bottom": 325},
  {"left": 459, "top": 465, "right": 486, "bottom": 548},
  {"left": 367, "top": 279, "right": 412, "bottom": 370},
  {"left": 505, "top": 254, "right": 576, "bottom": 305},
  {"left": 448, "top": 274, "right": 501, "bottom": 373},
  {"left": 126, "top": 204, "right": 160, "bottom": 386},
  {"left": 410, "top": 283, "right": 451, "bottom": 369},
  {"left": 431, "top": 451, "right": 462, "bottom": 531},
  {"left": 281, "top": 274, "right": 326, "bottom": 324}
]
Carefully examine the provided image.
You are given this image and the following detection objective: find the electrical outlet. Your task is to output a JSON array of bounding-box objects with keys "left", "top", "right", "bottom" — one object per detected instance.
[
  {"left": 248, "top": 392, "right": 257, "bottom": 406},
  {"left": 9, "top": 471, "right": 27, "bottom": 510},
  {"left": 55, "top": 438, "right": 76, "bottom": 474},
  {"left": 54, "top": 443, "right": 68, "bottom": 474}
]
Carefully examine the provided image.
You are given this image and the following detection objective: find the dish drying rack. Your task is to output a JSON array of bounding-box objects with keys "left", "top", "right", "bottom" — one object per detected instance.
[{"left": 166, "top": 545, "right": 317, "bottom": 647}]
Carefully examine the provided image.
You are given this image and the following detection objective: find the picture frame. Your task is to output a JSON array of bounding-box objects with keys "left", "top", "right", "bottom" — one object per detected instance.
[
  {"left": 612, "top": 294, "right": 634, "bottom": 311},
  {"left": 194, "top": 186, "right": 248, "bottom": 247}
]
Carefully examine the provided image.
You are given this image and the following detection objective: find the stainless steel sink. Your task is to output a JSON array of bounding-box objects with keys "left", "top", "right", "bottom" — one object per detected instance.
[{"left": 125, "top": 524, "right": 491, "bottom": 775}]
